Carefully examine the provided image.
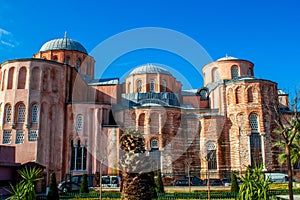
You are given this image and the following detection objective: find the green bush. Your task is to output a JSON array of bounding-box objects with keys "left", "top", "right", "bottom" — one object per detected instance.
[
  {"left": 80, "top": 174, "right": 89, "bottom": 193},
  {"left": 231, "top": 171, "right": 239, "bottom": 193},
  {"left": 47, "top": 173, "right": 59, "bottom": 200}
]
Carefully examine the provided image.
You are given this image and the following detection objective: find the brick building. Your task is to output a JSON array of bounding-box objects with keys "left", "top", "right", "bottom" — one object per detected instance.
[{"left": 0, "top": 35, "right": 291, "bottom": 185}]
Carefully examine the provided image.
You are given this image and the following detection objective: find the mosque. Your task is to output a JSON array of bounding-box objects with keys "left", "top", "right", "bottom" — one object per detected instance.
[{"left": 0, "top": 35, "right": 291, "bottom": 186}]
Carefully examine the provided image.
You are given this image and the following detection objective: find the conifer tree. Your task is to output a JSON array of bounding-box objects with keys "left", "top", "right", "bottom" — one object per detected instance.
[
  {"left": 80, "top": 174, "right": 89, "bottom": 194},
  {"left": 47, "top": 173, "right": 59, "bottom": 200},
  {"left": 156, "top": 170, "right": 165, "bottom": 193}
]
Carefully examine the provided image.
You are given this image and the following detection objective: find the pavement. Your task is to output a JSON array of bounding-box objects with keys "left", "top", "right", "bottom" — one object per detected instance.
[{"left": 277, "top": 195, "right": 300, "bottom": 200}]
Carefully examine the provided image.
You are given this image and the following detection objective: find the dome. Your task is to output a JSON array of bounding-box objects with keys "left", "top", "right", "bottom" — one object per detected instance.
[
  {"left": 39, "top": 34, "right": 87, "bottom": 54},
  {"left": 129, "top": 64, "right": 171, "bottom": 75},
  {"left": 217, "top": 54, "right": 238, "bottom": 61}
]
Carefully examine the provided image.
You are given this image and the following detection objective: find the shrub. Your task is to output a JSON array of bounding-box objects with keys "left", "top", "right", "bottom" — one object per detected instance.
[
  {"left": 80, "top": 174, "right": 89, "bottom": 193},
  {"left": 231, "top": 171, "right": 239, "bottom": 193},
  {"left": 156, "top": 170, "right": 165, "bottom": 193},
  {"left": 47, "top": 173, "right": 59, "bottom": 200}
]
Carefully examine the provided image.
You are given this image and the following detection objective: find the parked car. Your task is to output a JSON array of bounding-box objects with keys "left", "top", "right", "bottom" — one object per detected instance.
[
  {"left": 221, "top": 178, "right": 231, "bottom": 186},
  {"left": 173, "top": 179, "right": 189, "bottom": 186},
  {"left": 173, "top": 176, "right": 203, "bottom": 186},
  {"left": 203, "top": 178, "right": 223, "bottom": 186},
  {"left": 58, "top": 175, "right": 95, "bottom": 193}
]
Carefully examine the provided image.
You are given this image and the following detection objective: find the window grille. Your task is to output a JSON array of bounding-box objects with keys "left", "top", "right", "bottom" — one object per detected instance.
[
  {"left": 16, "top": 130, "right": 24, "bottom": 144},
  {"left": 18, "top": 104, "right": 26, "bottom": 123},
  {"left": 28, "top": 130, "right": 38, "bottom": 142},
  {"left": 3, "top": 130, "right": 12, "bottom": 144},
  {"left": 32, "top": 104, "right": 39, "bottom": 123}
]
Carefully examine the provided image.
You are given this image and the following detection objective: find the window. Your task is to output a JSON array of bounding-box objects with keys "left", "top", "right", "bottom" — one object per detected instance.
[
  {"left": 231, "top": 65, "right": 239, "bottom": 79},
  {"left": 76, "top": 114, "right": 84, "bottom": 130},
  {"left": 65, "top": 57, "right": 70, "bottom": 65},
  {"left": 150, "top": 80, "right": 155, "bottom": 92},
  {"left": 76, "top": 59, "right": 81, "bottom": 70},
  {"left": 28, "top": 130, "right": 38, "bottom": 142},
  {"left": 162, "top": 80, "right": 166, "bottom": 92},
  {"left": 2, "top": 130, "right": 12, "bottom": 144},
  {"left": 127, "top": 82, "right": 131, "bottom": 93},
  {"left": 151, "top": 139, "right": 159, "bottom": 149},
  {"left": 53, "top": 56, "right": 58, "bottom": 62},
  {"left": 247, "top": 68, "right": 252, "bottom": 76},
  {"left": 32, "top": 104, "right": 39, "bottom": 123},
  {"left": 5, "top": 104, "right": 12, "bottom": 124},
  {"left": 70, "top": 140, "right": 87, "bottom": 171},
  {"left": 17, "top": 104, "right": 26, "bottom": 123},
  {"left": 250, "top": 113, "right": 259, "bottom": 132},
  {"left": 250, "top": 134, "right": 262, "bottom": 167},
  {"left": 213, "top": 68, "right": 220, "bottom": 82},
  {"left": 207, "top": 142, "right": 217, "bottom": 170},
  {"left": 17, "top": 67, "right": 27, "bottom": 89},
  {"left": 137, "top": 80, "right": 142, "bottom": 92},
  {"left": 199, "top": 89, "right": 208, "bottom": 100},
  {"left": 16, "top": 130, "right": 24, "bottom": 144}
]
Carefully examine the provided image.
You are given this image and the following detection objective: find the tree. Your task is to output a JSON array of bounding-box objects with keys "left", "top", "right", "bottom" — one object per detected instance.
[
  {"left": 7, "top": 166, "right": 43, "bottom": 200},
  {"left": 238, "top": 165, "right": 270, "bottom": 200},
  {"left": 156, "top": 170, "right": 165, "bottom": 193},
  {"left": 119, "top": 129, "right": 157, "bottom": 200},
  {"left": 230, "top": 171, "right": 239, "bottom": 193},
  {"left": 47, "top": 173, "right": 59, "bottom": 200},
  {"left": 80, "top": 174, "right": 89, "bottom": 194},
  {"left": 273, "top": 95, "right": 300, "bottom": 200}
]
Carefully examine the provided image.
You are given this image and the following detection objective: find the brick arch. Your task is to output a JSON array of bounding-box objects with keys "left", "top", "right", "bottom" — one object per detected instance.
[
  {"left": 235, "top": 86, "right": 243, "bottom": 104},
  {"left": 17, "top": 67, "right": 27, "bottom": 89},
  {"left": 7, "top": 67, "right": 15, "bottom": 89},
  {"left": 150, "top": 112, "right": 159, "bottom": 134},
  {"left": 1, "top": 69, "right": 6, "bottom": 91},
  {"left": 138, "top": 113, "right": 145, "bottom": 132},
  {"left": 3, "top": 103, "right": 12, "bottom": 124},
  {"left": 15, "top": 102, "right": 26, "bottom": 124},
  {"left": 30, "top": 67, "right": 41, "bottom": 90}
]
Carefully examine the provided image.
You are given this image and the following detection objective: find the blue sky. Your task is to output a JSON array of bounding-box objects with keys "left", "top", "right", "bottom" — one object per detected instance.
[{"left": 0, "top": 0, "right": 299, "bottom": 92}]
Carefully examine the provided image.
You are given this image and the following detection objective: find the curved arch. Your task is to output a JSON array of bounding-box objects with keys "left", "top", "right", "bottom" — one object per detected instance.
[
  {"left": 138, "top": 113, "right": 145, "bottom": 127},
  {"left": 150, "top": 112, "right": 159, "bottom": 134},
  {"left": 235, "top": 86, "right": 243, "bottom": 104},
  {"left": 249, "top": 113, "right": 259, "bottom": 133},
  {"left": 31, "top": 103, "right": 39, "bottom": 124},
  {"left": 212, "top": 68, "right": 220, "bottom": 82},
  {"left": 30, "top": 67, "right": 41, "bottom": 90},
  {"left": 247, "top": 87, "right": 253, "bottom": 103},
  {"left": 16, "top": 102, "right": 26, "bottom": 123},
  {"left": 2, "top": 69, "right": 6, "bottom": 91},
  {"left": 7, "top": 67, "right": 15, "bottom": 89},
  {"left": 17, "top": 67, "right": 27, "bottom": 89},
  {"left": 4, "top": 103, "right": 12, "bottom": 124}
]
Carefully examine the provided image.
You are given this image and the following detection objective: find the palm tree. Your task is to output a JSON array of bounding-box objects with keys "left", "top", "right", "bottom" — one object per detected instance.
[
  {"left": 7, "top": 166, "right": 43, "bottom": 200},
  {"left": 119, "top": 129, "right": 157, "bottom": 200}
]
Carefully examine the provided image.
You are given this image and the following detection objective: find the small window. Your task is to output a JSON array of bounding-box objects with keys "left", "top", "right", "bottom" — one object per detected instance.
[
  {"left": 247, "top": 68, "right": 252, "bottom": 76},
  {"left": 231, "top": 65, "right": 239, "bottom": 79},
  {"left": 213, "top": 68, "right": 220, "bottom": 82},
  {"left": 28, "top": 130, "right": 38, "bottom": 142},
  {"left": 137, "top": 80, "right": 142, "bottom": 92},
  {"left": 16, "top": 130, "right": 24, "bottom": 144},
  {"left": 250, "top": 113, "right": 259, "bottom": 132},
  {"left": 2, "top": 130, "right": 12, "bottom": 144},
  {"left": 32, "top": 104, "right": 39, "bottom": 123},
  {"left": 150, "top": 80, "right": 155, "bottom": 92},
  {"left": 66, "top": 57, "right": 70, "bottom": 65},
  {"left": 162, "top": 80, "right": 167, "bottom": 92},
  {"left": 53, "top": 56, "right": 58, "bottom": 62},
  {"left": 199, "top": 89, "right": 208, "bottom": 100},
  {"left": 76, "top": 59, "right": 81, "bottom": 70},
  {"left": 17, "top": 104, "right": 26, "bottom": 123},
  {"left": 5, "top": 104, "right": 12, "bottom": 124},
  {"left": 207, "top": 142, "right": 217, "bottom": 170},
  {"left": 151, "top": 139, "right": 159, "bottom": 149},
  {"left": 76, "top": 115, "right": 84, "bottom": 130}
]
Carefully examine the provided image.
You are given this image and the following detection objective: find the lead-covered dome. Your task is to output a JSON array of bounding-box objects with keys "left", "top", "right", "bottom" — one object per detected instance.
[
  {"left": 39, "top": 34, "right": 87, "bottom": 54},
  {"left": 129, "top": 64, "right": 171, "bottom": 75}
]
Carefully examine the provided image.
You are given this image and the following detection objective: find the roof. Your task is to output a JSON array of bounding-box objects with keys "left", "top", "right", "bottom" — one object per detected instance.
[
  {"left": 88, "top": 78, "right": 119, "bottom": 86},
  {"left": 39, "top": 33, "right": 87, "bottom": 54},
  {"left": 129, "top": 63, "right": 171, "bottom": 75},
  {"left": 217, "top": 54, "right": 239, "bottom": 61}
]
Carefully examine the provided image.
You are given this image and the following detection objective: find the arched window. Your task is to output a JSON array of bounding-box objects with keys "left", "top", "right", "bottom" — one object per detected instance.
[
  {"left": 7, "top": 67, "right": 15, "bottom": 89},
  {"left": 76, "top": 59, "right": 81, "bottom": 70},
  {"left": 4, "top": 104, "right": 12, "bottom": 124},
  {"left": 65, "top": 57, "right": 70, "bottom": 65},
  {"left": 138, "top": 113, "right": 145, "bottom": 127},
  {"left": 231, "top": 65, "right": 239, "bottom": 79},
  {"left": 137, "top": 80, "right": 142, "bottom": 92},
  {"left": 235, "top": 86, "right": 242, "bottom": 104},
  {"left": 76, "top": 114, "right": 84, "bottom": 130},
  {"left": 150, "top": 80, "right": 155, "bottom": 92},
  {"left": 199, "top": 89, "right": 208, "bottom": 100},
  {"left": 70, "top": 140, "right": 87, "bottom": 171},
  {"left": 17, "top": 67, "right": 27, "bottom": 89},
  {"left": 17, "top": 104, "right": 26, "bottom": 123},
  {"left": 207, "top": 142, "right": 217, "bottom": 170},
  {"left": 213, "top": 68, "right": 220, "bottom": 82},
  {"left": 250, "top": 113, "right": 259, "bottom": 132},
  {"left": 162, "top": 80, "right": 167, "bottom": 92},
  {"left": 250, "top": 134, "right": 262, "bottom": 167},
  {"left": 31, "top": 104, "right": 39, "bottom": 123},
  {"left": 248, "top": 87, "right": 253, "bottom": 103}
]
